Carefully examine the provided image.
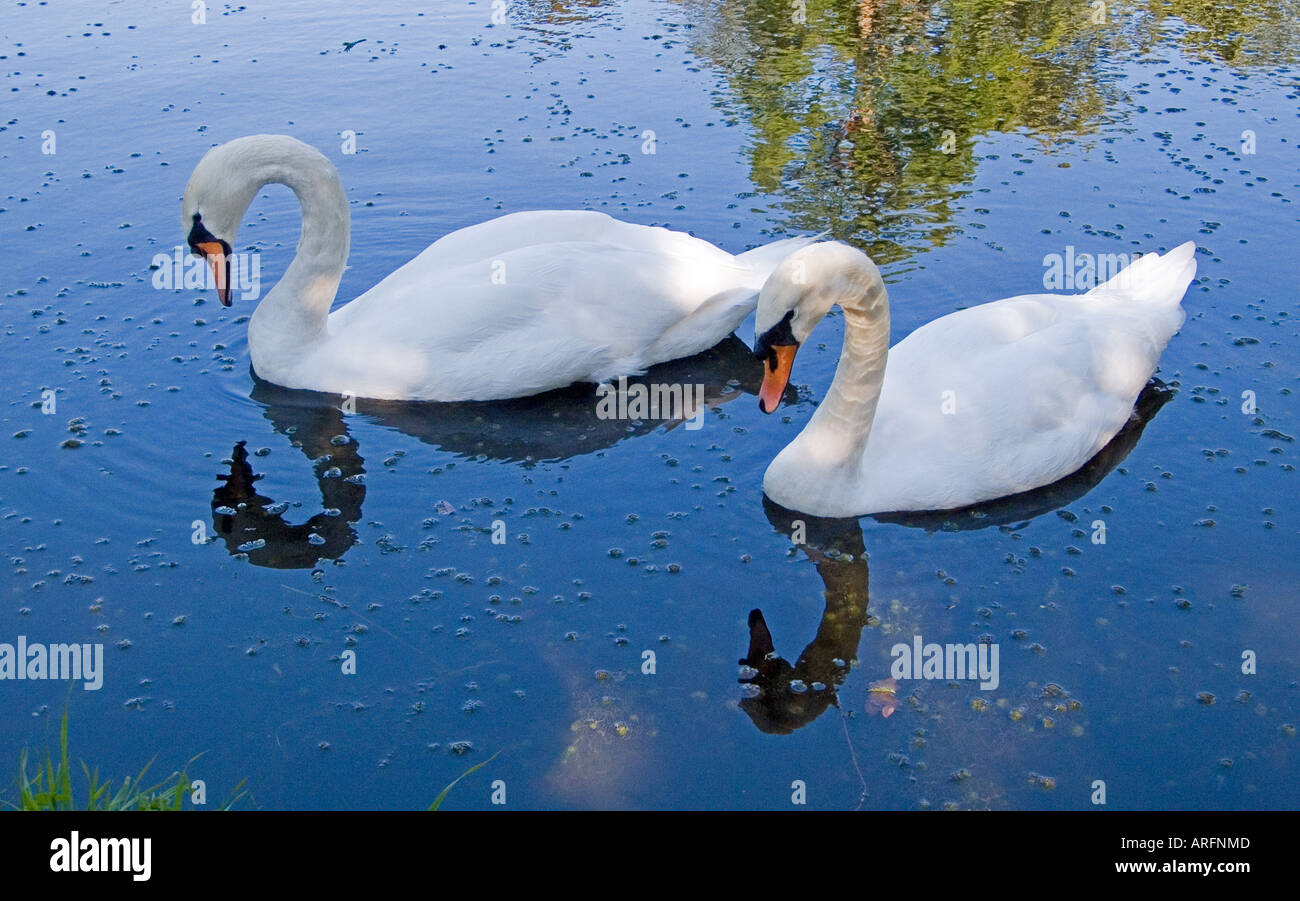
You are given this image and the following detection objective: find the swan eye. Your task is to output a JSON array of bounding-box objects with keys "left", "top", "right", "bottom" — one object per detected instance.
[
  {"left": 754, "top": 310, "right": 797, "bottom": 367},
  {"left": 186, "top": 216, "right": 231, "bottom": 261}
]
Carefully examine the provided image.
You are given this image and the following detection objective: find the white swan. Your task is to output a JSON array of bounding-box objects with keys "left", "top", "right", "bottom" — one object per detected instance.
[
  {"left": 181, "top": 134, "right": 813, "bottom": 401},
  {"left": 753, "top": 241, "right": 1196, "bottom": 517}
]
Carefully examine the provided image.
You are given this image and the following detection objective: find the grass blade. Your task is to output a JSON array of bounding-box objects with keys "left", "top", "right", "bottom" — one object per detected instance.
[{"left": 428, "top": 750, "right": 501, "bottom": 811}]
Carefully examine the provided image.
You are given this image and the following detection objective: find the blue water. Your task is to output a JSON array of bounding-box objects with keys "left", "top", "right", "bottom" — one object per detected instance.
[{"left": 0, "top": 0, "right": 1296, "bottom": 809}]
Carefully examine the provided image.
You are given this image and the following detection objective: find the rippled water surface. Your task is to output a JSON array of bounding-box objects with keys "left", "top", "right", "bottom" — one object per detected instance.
[{"left": 1, "top": 0, "right": 1297, "bottom": 809}]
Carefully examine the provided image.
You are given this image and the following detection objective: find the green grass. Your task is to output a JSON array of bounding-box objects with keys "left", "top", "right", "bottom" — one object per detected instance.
[
  {"left": 7, "top": 708, "right": 496, "bottom": 810},
  {"left": 429, "top": 750, "right": 502, "bottom": 811},
  {"left": 4, "top": 710, "right": 246, "bottom": 811}
]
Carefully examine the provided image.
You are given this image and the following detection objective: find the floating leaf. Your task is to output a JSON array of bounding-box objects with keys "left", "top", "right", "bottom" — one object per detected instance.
[{"left": 865, "top": 677, "right": 900, "bottom": 718}]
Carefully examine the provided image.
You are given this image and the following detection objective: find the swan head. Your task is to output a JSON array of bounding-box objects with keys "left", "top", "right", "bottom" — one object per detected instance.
[
  {"left": 181, "top": 141, "right": 258, "bottom": 306},
  {"left": 182, "top": 135, "right": 314, "bottom": 306},
  {"left": 753, "top": 241, "right": 884, "bottom": 413}
]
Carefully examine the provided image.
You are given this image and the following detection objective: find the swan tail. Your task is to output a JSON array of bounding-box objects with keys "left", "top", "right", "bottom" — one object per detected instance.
[
  {"left": 1088, "top": 240, "right": 1197, "bottom": 307},
  {"left": 735, "top": 234, "right": 825, "bottom": 287},
  {"left": 644, "top": 286, "right": 758, "bottom": 363}
]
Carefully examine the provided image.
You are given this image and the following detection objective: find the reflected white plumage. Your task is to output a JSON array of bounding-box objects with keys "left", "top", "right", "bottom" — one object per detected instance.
[
  {"left": 753, "top": 240, "right": 1196, "bottom": 517},
  {"left": 181, "top": 134, "right": 813, "bottom": 401}
]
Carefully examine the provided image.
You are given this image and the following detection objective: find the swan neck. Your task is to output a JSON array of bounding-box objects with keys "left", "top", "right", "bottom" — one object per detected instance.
[
  {"left": 250, "top": 148, "right": 349, "bottom": 341},
  {"left": 804, "top": 277, "right": 890, "bottom": 464}
]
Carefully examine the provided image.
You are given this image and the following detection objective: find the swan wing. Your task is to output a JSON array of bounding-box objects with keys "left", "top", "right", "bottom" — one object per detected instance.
[
  {"left": 320, "top": 234, "right": 772, "bottom": 400},
  {"left": 856, "top": 244, "right": 1194, "bottom": 512}
]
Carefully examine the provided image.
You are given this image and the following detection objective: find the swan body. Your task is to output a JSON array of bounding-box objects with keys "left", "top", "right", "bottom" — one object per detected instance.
[
  {"left": 181, "top": 135, "right": 813, "bottom": 401},
  {"left": 753, "top": 241, "right": 1196, "bottom": 517}
]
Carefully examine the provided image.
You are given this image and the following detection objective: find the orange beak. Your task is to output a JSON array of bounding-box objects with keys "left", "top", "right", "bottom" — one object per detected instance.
[
  {"left": 758, "top": 344, "right": 797, "bottom": 414},
  {"left": 195, "top": 240, "right": 231, "bottom": 306}
]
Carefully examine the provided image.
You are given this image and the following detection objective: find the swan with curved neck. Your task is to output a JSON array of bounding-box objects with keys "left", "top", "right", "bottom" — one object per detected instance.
[
  {"left": 182, "top": 134, "right": 814, "bottom": 402},
  {"left": 752, "top": 241, "right": 1195, "bottom": 517}
]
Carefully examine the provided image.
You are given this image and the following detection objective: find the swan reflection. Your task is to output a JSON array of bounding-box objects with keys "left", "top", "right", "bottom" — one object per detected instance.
[
  {"left": 739, "top": 500, "right": 876, "bottom": 734},
  {"left": 738, "top": 380, "right": 1172, "bottom": 734},
  {"left": 210, "top": 336, "right": 784, "bottom": 568}
]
